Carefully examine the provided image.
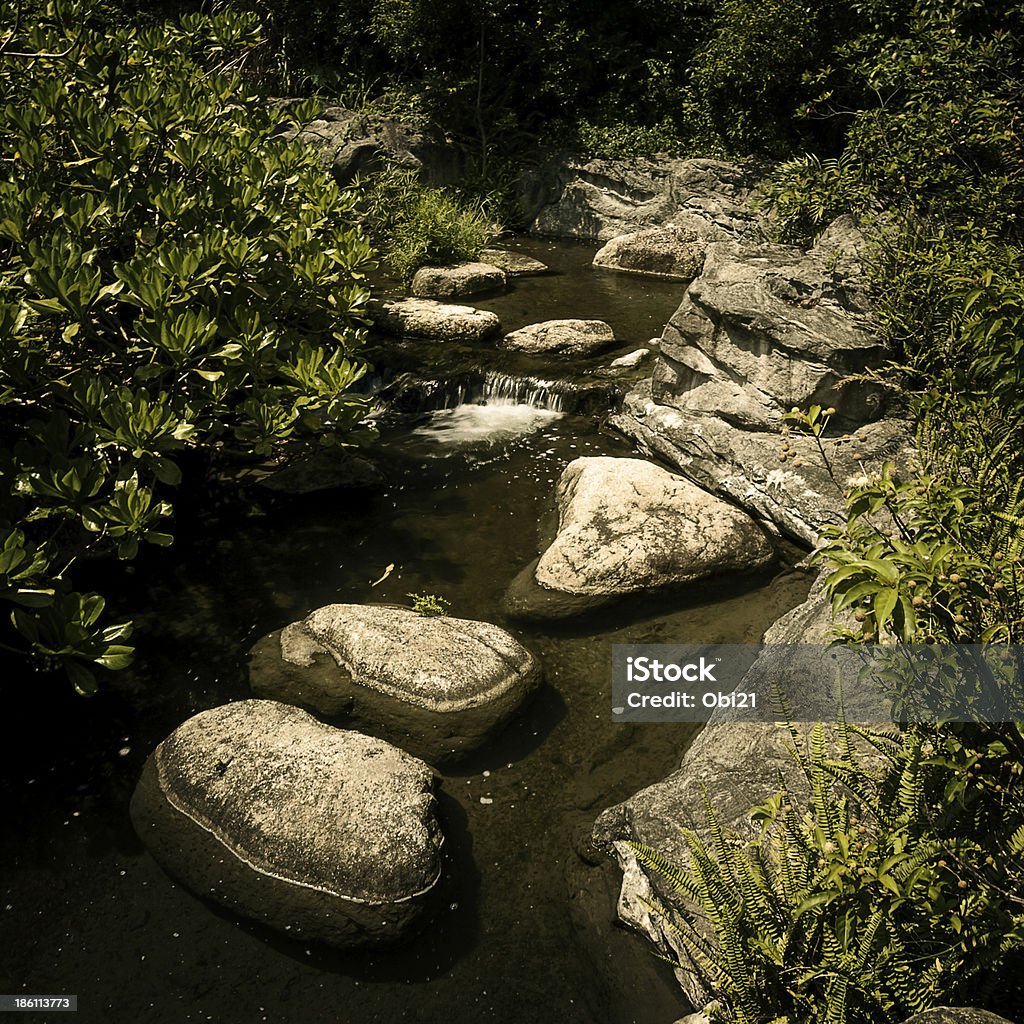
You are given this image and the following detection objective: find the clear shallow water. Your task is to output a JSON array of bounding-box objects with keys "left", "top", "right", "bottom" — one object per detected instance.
[{"left": 0, "top": 240, "right": 812, "bottom": 1024}]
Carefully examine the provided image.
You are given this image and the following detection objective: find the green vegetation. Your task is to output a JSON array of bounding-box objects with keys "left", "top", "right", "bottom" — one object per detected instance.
[
  {"left": 406, "top": 592, "right": 451, "bottom": 616},
  {"left": 0, "top": 4, "right": 373, "bottom": 692},
  {"left": 3, "top": 0, "right": 1024, "bottom": 1018},
  {"left": 356, "top": 167, "right": 496, "bottom": 283},
  {"left": 633, "top": 722, "right": 1024, "bottom": 1023}
]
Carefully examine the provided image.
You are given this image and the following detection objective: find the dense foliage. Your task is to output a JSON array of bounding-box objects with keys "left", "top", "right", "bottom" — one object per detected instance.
[
  {"left": 633, "top": 722, "right": 1024, "bottom": 1023},
  {"left": 356, "top": 167, "right": 496, "bottom": 283},
  {"left": 0, "top": 5, "right": 373, "bottom": 692}
]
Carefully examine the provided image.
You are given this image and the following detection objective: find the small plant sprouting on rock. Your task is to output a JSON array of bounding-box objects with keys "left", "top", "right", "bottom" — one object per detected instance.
[{"left": 407, "top": 593, "right": 451, "bottom": 617}]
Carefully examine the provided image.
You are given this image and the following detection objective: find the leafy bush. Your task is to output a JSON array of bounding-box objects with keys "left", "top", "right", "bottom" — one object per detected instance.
[
  {"left": 574, "top": 118, "right": 687, "bottom": 161},
  {"left": 761, "top": 2, "right": 1024, "bottom": 244},
  {"left": 356, "top": 167, "right": 496, "bottom": 283},
  {"left": 0, "top": 3, "right": 374, "bottom": 692},
  {"left": 632, "top": 722, "right": 1024, "bottom": 1023}
]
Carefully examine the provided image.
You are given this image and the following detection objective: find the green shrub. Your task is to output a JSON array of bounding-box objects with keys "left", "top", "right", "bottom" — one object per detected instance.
[
  {"left": 356, "top": 166, "right": 496, "bottom": 283},
  {"left": 0, "top": 3, "right": 374, "bottom": 692},
  {"left": 761, "top": 2, "right": 1024, "bottom": 243},
  {"left": 632, "top": 722, "right": 1024, "bottom": 1023}
]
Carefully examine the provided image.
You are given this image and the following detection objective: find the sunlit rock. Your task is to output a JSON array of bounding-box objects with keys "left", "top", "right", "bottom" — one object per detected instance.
[
  {"left": 593, "top": 228, "right": 707, "bottom": 281},
  {"left": 506, "top": 456, "right": 774, "bottom": 620},
  {"left": 410, "top": 262, "right": 506, "bottom": 299},
  {"left": 131, "top": 700, "right": 443, "bottom": 948},
  {"left": 368, "top": 297, "right": 501, "bottom": 342},
  {"left": 250, "top": 605, "right": 541, "bottom": 763},
  {"left": 502, "top": 319, "right": 615, "bottom": 356}
]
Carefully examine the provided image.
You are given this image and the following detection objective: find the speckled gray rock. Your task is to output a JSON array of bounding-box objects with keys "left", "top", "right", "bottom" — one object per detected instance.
[
  {"left": 368, "top": 298, "right": 500, "bottom": 342},
  {"left": 130, "top": 700, "right": 443, "bottom": 948},
  {"left": 593, "top": 228, "right": 707, "bottom": 281},
  {"left": 901, "top": 1010, "right": 1018, "bottom": 1024},
  {"left": 480, "top": 249, "right": 550, "bottom": 276},
  {"left": 502, "top": 319, "right": 615, "bottom": 356},
  {"left": 410, "top": 262, "right": 506, "bottom": 299},
  {"left": 505, "top": 457, "right": 774, "bottom": 620},
  {"left": 250, "top": 605, "right": 541, "bottom": 763}
]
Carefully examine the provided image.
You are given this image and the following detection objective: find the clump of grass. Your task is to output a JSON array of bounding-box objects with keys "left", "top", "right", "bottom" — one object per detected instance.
[{"left": 355, "top": 166, "right": 497, "bottom": 284}]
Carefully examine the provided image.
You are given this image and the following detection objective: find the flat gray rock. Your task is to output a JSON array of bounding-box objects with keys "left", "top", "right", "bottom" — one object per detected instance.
[
  {"left": 130, "top": 700, "right": 443, "bottom": 948},
  {"left": 593, "top": 228, "right": 707, "bottom": 281},
  {"left": 506, "top": 457, "right": 774, "bottom": 620},
  {"left": 480, "top": 249, "right": 549, "bottom": 276},
  {"left": 250, "top": 604, "right": 541, "bottom": 763},
  {"left": 502, "top": 319, "right": 615, "bottom": 356},
  {"left": 609, "top": 348, "right": 651, "bottom": 370},
  {"left": 410, "top": 262, "right": 506, "bottom": 299},
  {"left": 368, "top": 297, "right": 500, "bottom": 342}
]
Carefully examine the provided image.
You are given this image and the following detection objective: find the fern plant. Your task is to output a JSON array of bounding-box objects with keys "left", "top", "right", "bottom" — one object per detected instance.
[{"left": 630, "top": 722, "right": 1024, "bottom": 1024}]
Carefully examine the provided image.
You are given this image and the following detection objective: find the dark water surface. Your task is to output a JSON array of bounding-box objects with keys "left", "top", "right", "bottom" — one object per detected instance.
[{"left": 0, "top": 240, "right": 811, "bottom": 1024}]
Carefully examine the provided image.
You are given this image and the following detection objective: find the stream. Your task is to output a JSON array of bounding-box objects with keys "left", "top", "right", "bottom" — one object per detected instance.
[{"left": 0, "top": 238, "right": 812, "bottom": 1024}]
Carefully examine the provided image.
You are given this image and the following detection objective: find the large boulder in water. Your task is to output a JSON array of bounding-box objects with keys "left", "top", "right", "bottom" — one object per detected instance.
[
  {"left": 368, "top": 297, "right": 501, "bottom": 342},
  {"left": 410, "top": 262, "right": 507, "bottom": 299},
  {"left": 506, "top": 457, "right": 774, "bottom": 620},
  {"left": 593, "top": 228, "right": 707, "bottom": 281},
  {"left": 249, "top": 605, "right": 541, "bottom": 763},
  {"left": 502, "top": 319, "right": 616, "bottom": 356},
  {"left": 130, "top": 700, "right": 443, "bottom": 948}
]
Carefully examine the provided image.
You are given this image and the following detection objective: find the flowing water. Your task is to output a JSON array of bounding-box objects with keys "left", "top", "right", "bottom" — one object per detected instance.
[{"left": 0, "top": 239, "right": 812, "bottom": 1024}]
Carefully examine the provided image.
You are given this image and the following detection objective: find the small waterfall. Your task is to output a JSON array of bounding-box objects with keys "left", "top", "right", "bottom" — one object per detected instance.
[
  {"left": 379, "top": 369, "right": 624, "bottom": 412},
  {"left": 457, "top": 371, "right": 569, "bottom": 412}
]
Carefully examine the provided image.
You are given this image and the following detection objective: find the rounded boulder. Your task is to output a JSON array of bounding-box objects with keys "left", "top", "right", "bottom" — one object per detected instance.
[
  {"left": 130, "top": 700, "right": 443, "bottom": 948},
  {"left": 250, "top": 604, "right": 541, "bottom": 763},
  {"left": 506, "top": 456, "right": 775, "bottom": 620}
]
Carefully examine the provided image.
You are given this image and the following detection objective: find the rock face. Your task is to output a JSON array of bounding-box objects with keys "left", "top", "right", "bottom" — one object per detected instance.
[
  {"left": 368, "top": 298, "right": 501, "bottom": 342},
  {"left": 593, "top": 228, "right": 707, "bottom": 281},
  {"left": 655, "top": 233, "right": 886, "bottom": 429},
  {"left": 615, "top": 385, "right": 916, "bottom": 546},
  {"left": 506, "top": 457, "right": 774, "bottom": 620},
  {"left": 410, "top": 262, "right": 506, "bottom": 299},
  {"left": 612, "top": 217, "right": 915, "bottom": 544},
  {"left": 592, "top": 571, "right": 874, "bottom": 1007},
  {"left": 521, "top": 157, "right": 759, "bottom": 242},
  {"left": 250, "top": 605, "right": 541, "bottom": 763},
  {"left": 901, "top": 1011, "right": 1019, "bottom": 1024},
  {"left": 480, "top": 248, "right": 550, "bottom": 276},
  {"left": 288, "top": 105, "right": 463, "bottom": 186},
  {"left": 502, "top": 319, "right": 616, "bottom": 356},
  {"left": 131, "top": 700, "right": 443, "bottom": 948}
]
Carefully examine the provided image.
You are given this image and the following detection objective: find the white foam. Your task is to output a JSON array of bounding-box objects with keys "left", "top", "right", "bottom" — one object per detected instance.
[{"left": 411, "top": 401, "right": 563, "bottom": 446}]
